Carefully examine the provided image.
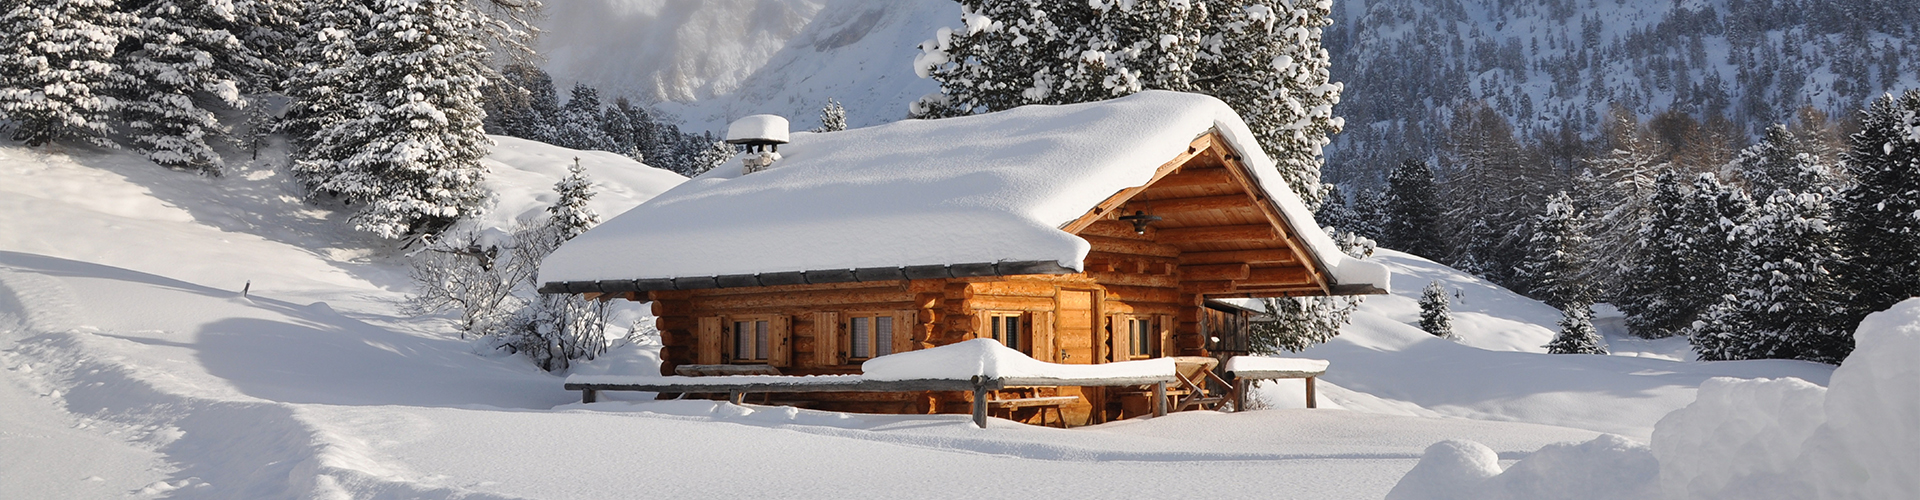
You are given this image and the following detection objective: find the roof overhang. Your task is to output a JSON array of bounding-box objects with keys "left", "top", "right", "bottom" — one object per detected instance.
[{"left": 536, "top": 260, "right": 1077, "bottom": 295}]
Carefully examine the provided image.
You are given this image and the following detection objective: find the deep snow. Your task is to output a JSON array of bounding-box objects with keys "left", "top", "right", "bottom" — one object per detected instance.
[{"left": 0, "top": 134, "right": 1846, "bottom": 499}]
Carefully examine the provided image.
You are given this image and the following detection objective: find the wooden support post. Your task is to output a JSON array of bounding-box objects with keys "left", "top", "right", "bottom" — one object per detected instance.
[
  {"left": 1305, "top": 376, "right": 1317, "bottom": 409},
  {"left": 729, "top": 390, "right": 745, "bottom": 405},
  {"left": 582, "top": 389, "right": 597, "bottom": 404},
  {"left": 971, "top": 377, "right": 989, "bottom": 428},
  {"left": 1153, "top": 381, "right": 1168, "bottom": 417},
  {"left": 1232, "top": 377, "right": 1246, "bottom": 412}
]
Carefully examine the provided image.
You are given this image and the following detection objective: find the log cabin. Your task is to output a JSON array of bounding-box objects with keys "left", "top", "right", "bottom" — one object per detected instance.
[{"left": 537, "top": 90, "right": 1388, "bottom": 425}]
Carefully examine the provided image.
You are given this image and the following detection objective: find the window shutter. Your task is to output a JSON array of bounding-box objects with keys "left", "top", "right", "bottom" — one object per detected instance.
[
  {"left": 1030, "top": 311, "right": 1055, "bottom": 362},
  {"left": 696, "top": 316, "right": 723, "bottom": 365},
  {"left": 891, "top": 310, "right": 916, "bottom": 355},
  {"left": 812, "top": 311, "right": 839, "bottom": 367},
  {"left": 1156, "top": 314, "right": 1175, "bottom": 358},
  {"left": 769, "top": 315, "right": 792, "bottom": 367},
  {"left": 1111, "top": 315, "right": 1132, "bottom": 362}
]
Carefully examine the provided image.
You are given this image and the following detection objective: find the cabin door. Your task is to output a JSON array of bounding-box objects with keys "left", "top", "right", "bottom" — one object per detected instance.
[{"left": 1056, "top": 289, "right": 1096, "bottom": 364}]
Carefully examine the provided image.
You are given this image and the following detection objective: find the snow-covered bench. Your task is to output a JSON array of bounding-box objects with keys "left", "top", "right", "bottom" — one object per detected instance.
[{"left": 1223, "top": 356, "right": 1330, "bottom": 409}]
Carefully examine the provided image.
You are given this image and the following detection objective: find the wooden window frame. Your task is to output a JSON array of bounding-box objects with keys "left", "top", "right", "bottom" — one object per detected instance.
[
  {"left": 844, "top": 311, "right": 899, "bottom": 362},
  {"left": 983, "top": 311, "right": 1032, "bottom": 356},
  {"left": 717, "top": 314, "right": 789, "bottom": 366}
]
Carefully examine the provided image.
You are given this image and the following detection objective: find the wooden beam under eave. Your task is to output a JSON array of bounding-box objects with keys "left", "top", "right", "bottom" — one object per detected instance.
[
  {"left": 1121, "top": 194, "right": 1252, "bottom": 215},
  {"left": 1081, "top": 235, "right": 1183, "bottom": 258},
  {"left": 1182, "top": 263, "right": 1250, "bottom": 281},
  {"left": 1150, "top": 167, "right": 1234, "bottom": 190},
  {"left": 1154, "top": 224, "right": 1276, "bottom": 243},
  {"left": 1061, "top": 133, "right": 1217, "bottom": 235},
  {"left": 1179, "top": 249, "right": 1298, "bottom": 266}
]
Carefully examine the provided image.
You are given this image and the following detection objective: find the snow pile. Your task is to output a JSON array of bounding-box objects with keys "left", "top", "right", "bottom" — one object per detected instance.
[
  {"left": 1387, "top": 436, "right": 1659, "bottom": 500},
  {"left": 1389, "top": 298, "right": 1920, "bottom": 500},
  {"left": 725, "top": 114, "right": 790, "bottom": 142},
  {"left": 542, "top": 90, "right": 1387, "bottom": 294},
  {"left": 566, "top": 373, "right": 863, "bottom": 386},
  {"left": 860, "top": 338, "right": 1175, "bottom": 382},
  {"left": 472, "top": 135, "right": 687, "bottom": 232},
  {"left": 1224, "top": 356, "right": 1329, "bottom": 374}
]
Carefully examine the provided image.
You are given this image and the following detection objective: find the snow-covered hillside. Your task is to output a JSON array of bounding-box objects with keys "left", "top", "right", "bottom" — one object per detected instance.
[{"left": 0, "top": 136, "right": 1847, "bottom": 498}]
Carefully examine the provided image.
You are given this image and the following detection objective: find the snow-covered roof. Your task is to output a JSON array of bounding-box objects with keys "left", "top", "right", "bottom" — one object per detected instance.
[
  {"left": 724, "top": 114, "right": 790, "bottom": 144},
  {"left": 539, "top": 90, "right": 1388, "bottom": 292}
]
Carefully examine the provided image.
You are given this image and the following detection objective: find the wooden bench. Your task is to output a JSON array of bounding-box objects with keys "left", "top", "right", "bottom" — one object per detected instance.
[
  {"left": 987, "top": 395, "right": 1079, "bottom": 428},
  {"left": 1225, "top": 364, "right": 1328, "bottom": 410}
]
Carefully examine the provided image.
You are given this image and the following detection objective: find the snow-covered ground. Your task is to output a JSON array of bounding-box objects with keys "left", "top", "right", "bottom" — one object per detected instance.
[{"left": 0, "top": 138, "right": 1845, "bottom": 498}]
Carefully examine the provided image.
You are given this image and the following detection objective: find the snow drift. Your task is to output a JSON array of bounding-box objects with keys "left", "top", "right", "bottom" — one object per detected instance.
[{"left": 1389, "top": 298, "right": 1920, "bottom": 500}]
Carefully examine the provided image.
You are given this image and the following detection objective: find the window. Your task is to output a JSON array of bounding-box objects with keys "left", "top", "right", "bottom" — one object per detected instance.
[
  {"left": 1128, "top": 317, "right": 1153, "bottom": 358},
  {"left": 986, "top": 312, "right": 1027, "bottom": 354},
  {"left": 730, "top": 318, "right": 770, "bottom": 363},
  {"left": 848, "top": 313, "right": 894, "bottom": 360}
]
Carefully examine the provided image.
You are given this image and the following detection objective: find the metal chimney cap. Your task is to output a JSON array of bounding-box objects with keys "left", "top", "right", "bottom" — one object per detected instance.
[{"left": 725, "top": 114, "right": 790, "bottom": 145}]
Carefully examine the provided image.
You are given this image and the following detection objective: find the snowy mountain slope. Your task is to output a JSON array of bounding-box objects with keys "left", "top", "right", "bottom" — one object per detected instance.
[
  {"left": 538, "top": 0, "right": 953, "bottom": 132},
  {"left": 1263, "top": 249, "right": 1836, "bottom": 440}
]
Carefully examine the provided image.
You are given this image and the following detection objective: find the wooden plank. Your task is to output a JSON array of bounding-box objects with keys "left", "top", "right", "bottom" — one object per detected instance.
[
  {"left": 812, "top": 311, "right": 839, "bottom": 367},
  {"left": 1247, "top": 266, "right": 1314, "bottom": 285},
  {"left": 1154, "top": 224, "right": 1276, "bottom": 243},
  {"left": 696, "top": 316, "right": 723, "bottom": 364},
  {"left": 1183, "top": 263, "right": 1251, "bottom": 281},
  {"left": 1121, "top": 194, "right": 1252, "bottom": 215},
  {"left": 1150, "top": 167, "right": 1233, "bottom": 190},
  {"left": 1157, "top": 314, "right": 1175, "bottom": 359},
  {"left": 1031, "top": 310, "right": 1056, "bottom": 362},
  {"left": 892, "top": 310, "right": 916, "bottom": 354},
  {"left": 1307, "top": 376, "right": 1317, "bottom": 409},
  {"left": 987, "top": 396, "right": 1080, "bottom": 409},
  {"left": 1079, "top": 219, "right": 1159, "bottom": 239},
  {"left": 1208, "top": 138, "right": 1330, "bottom": 294},
  {"left": 1180, "top": 249, "right": 1298, "bottom": 265},
  {"left": 768, "top": 315, "right": 792, "bottom": 367},
  {"left": 1086, "top": 271, "right": 1178, "bottom": 289},
  {"left": 691, "top": 289, "right": 917, "bottom": 311},
  {"left": 1110, "top": 314, "right": 1131, "bottom": 362},
  {"left": 1180, "top": 280, "right": 1237, "bottom": 294},
  {"left": 1080, "top": 235, "right": 1182, "bottom": 258}
]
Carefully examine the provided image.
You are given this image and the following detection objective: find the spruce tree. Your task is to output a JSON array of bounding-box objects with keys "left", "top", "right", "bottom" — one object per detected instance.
[
  {"left": 548, "top": 158, "right": 599, "bottom": 241},
  {"left": 601, "top": 104, "right": 635, "bottom": 156},
  {"left": 1834, "top": 90, "right": 1920, "bottom": 320},
  {"left": 119, "top": 0, "right": 249, "bottom": 174},
  {"left": 688, "top": 140, "right": 737, "bottom": 176},
  {"left": 305, "top": 0, "right": 499, "bottom": 238},
  {"left": 1315, "top": 184, "right": 1358, "bottom": 233},
  {"left": 1690, "top": 182, "right": 1851, "bottom": 363},
  {"left": 1418, "top": 281, "right": 1455, "bottom": 340},
  {"left": 1520, "top": 191, "right": 1592, "bottom": 309},
  {"left": 284, "top": 2, "right": 370, "bottom": 191},
  {"left": 1350, "top": 188, "right": 1389, "bottom": 242},
  {"left": 1546, "top": 302, "right": 1607, "bottom": 354},
  {"left": 813, "top": 97, "right": 846, "bottom": 132},
  {"left": 1619, "top": 172, "right": 1750, "bottom": 338},
  {"left": 1249, "top": 296, "right": 1357, "bottom": 353},
  {"left": 554, "top": 83, "right": 611, "bottom": 151},
  {"left": 0, "top": 0, "right": 129, "bottom": 147},
  {"left": 1383, "top": 159, "right": 1447, "bottom": 259},
  {"left": 1731, "top": 124, "right": 1826, "bottom": 197},
  {"left": 497, "top": 63, "right": 558, "bottom": 142}
]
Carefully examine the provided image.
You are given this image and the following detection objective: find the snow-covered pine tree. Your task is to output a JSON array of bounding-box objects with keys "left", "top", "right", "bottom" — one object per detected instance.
[
  {"left": 554, "top": 83, "right": 611, "bottom": 151},
  {"left": 913, "top": 0, "right": 1340, "bottom": 206},
  {"left": 601, "top": 104, "right": 635, "bottom": 156},
  {"left": 284, "top": 2, "right": 370, "bottom": 191},
  {"left": 308, "top": 0, "right": 503, "bottom": 239},
  {"left": 1519, "top": 191, "right": 1592, "bottom": 309},
  {"left": 548, "top": 158, "right": 598, "bottom": 241},
  {"left": 1249, "top": 295, "right": 1356, "bottom": 353},
  {"left": 1618, "top": 172, "right": 1749, "bottom": 338},
  {"left": 1834, "top": 90, "right": 1920, "bottom": 320},
  {"left": 1690, "top": 180, "right": 1851, "bottom": 363},
  {"left": 1418, "top": 280, "right": 1455, "bottom": 339},
  {"left": 1545, "top": 302, "right": 1606, "bottom": 354},
  {"left": 496, "top": 63, "right": 559, "bottom": 143},
  {"left": 0, "top": 0, "right": 130, "bottom": 147},
  {"left": 1314, "top": 184, "right": 1358, "bottom": 233},
  {"left": 1580, "top": 108, "right": 1670, "bottom": 294},
  {"left": 118, "top": 0, "right": 250, "bottom": 174},
  {"left": 1731, "top": 124, "right": 1829, "bottom": 197},
  {"left": 813, "top": 97, "right": 846, "bottom": 133},
  {"left": 1383, "top": 159, "right": 1447, "bottom": 259},
  {"left": 688, "top": 139, "right": 737, "bottom": 176},
  {"left": 1349, "top": 188, "right": 1389, "bottom": 242}
]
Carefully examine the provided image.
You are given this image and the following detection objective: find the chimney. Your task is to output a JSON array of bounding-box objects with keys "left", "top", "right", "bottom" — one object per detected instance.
[{"left": 725, "top": 114, "right": 789, "bottom": 174}]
